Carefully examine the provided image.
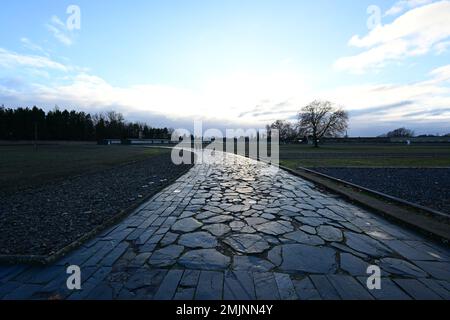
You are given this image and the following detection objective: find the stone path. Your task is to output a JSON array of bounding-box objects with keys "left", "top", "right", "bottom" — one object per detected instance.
[{"left": 1, "top": 152, "right": 450, "bottom": 300}]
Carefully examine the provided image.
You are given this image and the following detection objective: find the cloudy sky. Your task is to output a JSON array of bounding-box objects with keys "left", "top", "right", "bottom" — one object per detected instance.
[{"left": 1, "top": 0, "right": 450, "bottom": 136}]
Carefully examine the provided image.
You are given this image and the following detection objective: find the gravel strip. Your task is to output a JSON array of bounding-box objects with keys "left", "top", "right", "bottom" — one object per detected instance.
[
  {"left": 0, "top": 153, "right": 193, "bottom": 256},
  {"left": 312, "top": 167, "right": 450, "bottom": 214}
]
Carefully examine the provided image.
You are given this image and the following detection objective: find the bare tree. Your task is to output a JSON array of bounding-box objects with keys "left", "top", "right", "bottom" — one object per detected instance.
[
  {"left": 386, "top": 127, "right": 415, "bottom": 138},
  {"left": 106, "top": 110, "right": 125, "bottom": 124},
  {"left": 267, "top": 120, "right": 297, "bottom": 143},
  {"left": 298, "top": 100, "right": 348, "bottom": 147}
]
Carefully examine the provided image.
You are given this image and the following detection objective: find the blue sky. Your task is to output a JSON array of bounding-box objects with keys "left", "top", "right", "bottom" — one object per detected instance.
[{"left": 1, "top": 0, "right": 450, "bottom": 136}]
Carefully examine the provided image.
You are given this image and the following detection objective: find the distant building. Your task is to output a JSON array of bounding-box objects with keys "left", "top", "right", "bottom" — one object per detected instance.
[
  {"left": 98, "top": 139, "right": 122, "bottom": 145},
  {"left": 123, "top": 139, "right": 172, "bottom": 145}
]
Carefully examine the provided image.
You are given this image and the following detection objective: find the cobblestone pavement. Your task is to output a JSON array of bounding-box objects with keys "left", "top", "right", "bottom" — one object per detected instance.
[{"left": 1, "top": 152, "right": 450, "bottom": 300}]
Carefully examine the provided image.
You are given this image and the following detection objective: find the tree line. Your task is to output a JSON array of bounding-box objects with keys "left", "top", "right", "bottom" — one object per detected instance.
[
  {"left": 0, "top": 106, "right": 172, "bottom": 141},
  {"left": 267, "top": 100, "right": 450, "bottom": 146},
  {"left": 380, "top": 128, "right": 450, "bottom": 138}
]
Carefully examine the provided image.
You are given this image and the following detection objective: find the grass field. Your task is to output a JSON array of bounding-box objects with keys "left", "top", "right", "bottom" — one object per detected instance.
[
  {"left": 0, "top": 144, "right": 170, "bottom": 192},
  {"left": 279, "top": 144, "right": 450, "bottom": 169}
]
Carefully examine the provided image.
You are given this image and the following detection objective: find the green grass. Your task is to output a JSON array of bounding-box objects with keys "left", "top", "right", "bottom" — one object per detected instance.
[
  {"left": 0, "top": 144, "right": 169, "bottom": 191},
  {"left": 279, "top": 144, "right": 450, "bottom": 154},
  {"left": 279, "top": 144, "right": 450, "bottom": 169}
]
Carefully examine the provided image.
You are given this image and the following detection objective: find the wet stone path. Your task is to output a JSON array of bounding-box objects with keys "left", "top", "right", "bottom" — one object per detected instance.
[{"left": 1, "top": 152, "right": 450, "bottom": 300}]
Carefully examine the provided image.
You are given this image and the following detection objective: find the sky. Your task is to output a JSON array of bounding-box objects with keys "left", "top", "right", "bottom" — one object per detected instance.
[{"left": 0, "top": 0, "right": 450, "bottom": 136}]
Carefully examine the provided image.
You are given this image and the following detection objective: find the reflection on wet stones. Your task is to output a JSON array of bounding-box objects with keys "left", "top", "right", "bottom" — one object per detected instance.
[
  {"left": 178, "top": 231, "right": 217, "bottom": 249},
  {"left": 171, "top": 218, "right": 202, "bottom": 232},
  {"left": 317, "top": 225, "right": 343, "bottom": 242},
  {"left": 268, "top": 244, "right": 337, "bottom": 274},
  {"left": 283, "top": 230, "right": 325, "bottom": 246},
  {"left": 204, "top": 215, "right": 234, "bottom": 224},
  {"left": 254, "top": 221, "right": 294, "bottom": 236},
  {"left": 202, "top": 223, "right": 231, "bottom": 237},
  {"left": 178, "top": 249, "right": 230, "bottom": 270},
  {"left": 223, "top": 233, "right": 270, "bottom": 254},
  {"left": 148, "top": 245, "right": 184, "bottom": 267},
  {"left": 345, "top": 232, "right": 392, "bottom": 257},
  {"left": 379, "top": 257, "right": 428, "bottom": 278},
  {"left": 232, "top": 256, "right": 275, "bottom": 272}
]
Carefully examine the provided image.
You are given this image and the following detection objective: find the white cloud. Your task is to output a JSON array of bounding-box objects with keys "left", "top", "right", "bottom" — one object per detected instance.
[
  {"left": 434, "top": 40, "right": 450, "bottom": 55},
  {"left": 0, "top": 48, "right": 68, "bottom": 71},
  {"left": 428, "top": 64, "right": 450, "bottom": 82},
  {"left": 46, "top": 15, "right": 73, "bottom": 46},
  {"left": 20, "top": 70, "right": 312, "bottom": 127},
  {"left": 385, "top": 0, "right": 434, "bottom": 16},
  {"left": 323, "top": 64, "right": 450, "bottom": 132},
  {"left": 20, "top": 38, "right": 49, "bottom": 56},
  {"left": 51, "top": 15, "right": 66, "bottom": 28},
  {"left": 335, "top": 1, "right": 450, "bottom": 73},
  {"left": 1, "top": 46, "right": 449, "bottom": 135}
]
